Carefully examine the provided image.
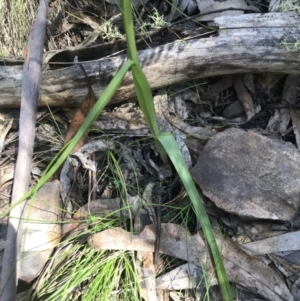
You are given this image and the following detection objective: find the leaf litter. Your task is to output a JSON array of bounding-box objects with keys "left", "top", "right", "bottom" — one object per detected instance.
[{"left": 2, "top": 1, "right": 300, "bottom": 301}]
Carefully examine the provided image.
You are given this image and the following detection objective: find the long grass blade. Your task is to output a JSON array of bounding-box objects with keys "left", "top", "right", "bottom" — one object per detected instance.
[
  {"left": 120, "top": 1, "right": 233, "bottom": 299},
  {"left": 121, "top": 1, "right": 167, "bottom": 162},
  {"left": 156, "top": 132, "right": 233, "bottom": 301},
  {"left": 0, "top": 60, "right": 134, "bottom": 218}
]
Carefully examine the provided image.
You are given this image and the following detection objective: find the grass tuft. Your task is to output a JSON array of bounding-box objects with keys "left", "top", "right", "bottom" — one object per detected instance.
[
  {"left": 276, "top": 0, "right": 300, "bottom": 14},
  {"left": 0, "top": 0, "right": 38, "bottom": 58},
  {"left": 280, "top": 34, "right": 300, "bottom": 52}
]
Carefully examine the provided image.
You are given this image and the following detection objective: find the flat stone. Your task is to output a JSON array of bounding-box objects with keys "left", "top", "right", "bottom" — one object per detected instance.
[
  {"left": 191, "top": 128, "right": 300, "bottom": 220},
  {"left": 222, "top": 100, "right": 245, "bottom": 119}
]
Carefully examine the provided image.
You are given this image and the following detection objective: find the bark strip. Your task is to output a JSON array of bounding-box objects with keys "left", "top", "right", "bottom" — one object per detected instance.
[{"left": 0, "top": 1, "right": 48, "bottom": 300}]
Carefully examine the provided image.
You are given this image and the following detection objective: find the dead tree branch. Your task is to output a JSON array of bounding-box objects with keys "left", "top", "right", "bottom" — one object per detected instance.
[{"left": 0, "top": 1, "right": 48, "bottom": 300}]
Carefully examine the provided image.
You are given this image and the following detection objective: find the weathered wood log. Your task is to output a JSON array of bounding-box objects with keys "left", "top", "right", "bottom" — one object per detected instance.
[{"left": 0, "top": 12, "right": 300, "bottom": 108}]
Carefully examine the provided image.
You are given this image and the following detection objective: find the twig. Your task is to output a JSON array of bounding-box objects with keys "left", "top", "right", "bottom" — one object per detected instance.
[{"left": 0, "top": 1, "right": 48, "bottom": 300}]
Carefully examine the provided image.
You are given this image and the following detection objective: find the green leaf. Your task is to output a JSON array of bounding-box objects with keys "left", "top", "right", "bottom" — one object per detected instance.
[
  {"left": 1, "top": 60, "right": 135, "bottom": 218},
  {"left": 121, "top": 0, "right": 168, "bottom": 162},
  {"left": 156, "top": 131, "right": 233, "bottom": 301}
]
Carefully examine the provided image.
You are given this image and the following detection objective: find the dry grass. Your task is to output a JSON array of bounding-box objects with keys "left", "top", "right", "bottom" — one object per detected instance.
[
  {"left": 0, "top": 0, "right": 167, "bottom": 59},
  {"left": 276, "top": 0, "right": 300, "bottom": 14},
  {"left": 0, "top": 0, "right": 38, "bottom": 59}
]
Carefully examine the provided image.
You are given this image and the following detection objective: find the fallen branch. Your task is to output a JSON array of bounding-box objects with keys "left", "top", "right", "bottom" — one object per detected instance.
[
  {"left": 0, "top": 12, "right": 299, "bottom": 108},
  {"left": 0, "top": 1, "right": 48, "bottom": 299}
]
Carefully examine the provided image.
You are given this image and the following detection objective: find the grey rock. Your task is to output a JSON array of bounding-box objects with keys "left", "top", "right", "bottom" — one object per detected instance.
[
  {"left": 223, "top": 100, "right": 245, "bottom": 119},
  {"left": 191, "top": 128, "right": 300, "bottom": 220}
]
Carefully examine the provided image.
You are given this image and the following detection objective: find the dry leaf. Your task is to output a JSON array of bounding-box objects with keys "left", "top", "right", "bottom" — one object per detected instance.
[
  {"left": 60, "top": 140, "right": 115, "bottom": 204},
  {"left": 137, "top": 251, "right": 157, "bottom": 301},
  {"left": 20, "top": 180, "right": 62, "bottom": 282},
  {"left": 242, "top": 73, "right": 255, "bottom": 94},
  {"left": 64, "top": 65, "right": 95, "bottom": 153},
  {"left": 156, "top": 263, "right": 210, "bottom": 290},
  {"left": 257, "top": 73, "right": 284, "bottom": 95},
  {"left": 290, "top": 108, "right": 300, "bottom": 148},
  {"left": 234, "top": 75, "right": 255, "bottom": 120},
  {"left": 88, "top": 223, "right": 294, "bottom": 301},
  {"left": 154, "top": 89, "right": 192, "bottom": 168},
  {"left": 284, "top": 72, "right": 300, "bottom": 99},
  {"left": 280, "top": 75, "right": 300, "bottom": 135},
  {"left": 62, "top": 194, "right": 141, "bottom": 236},
  {"left": 267, "top": 75, "right": 300, "bottom": 134},
  {"left": 242, "top": 230, "right": 300, "bottom": 255},
  {"left": 268, "top": 254, "right": 300, "bottom": 282},
  {"left": 203, "top": 75, "right": 233, "bottom": 100}
]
